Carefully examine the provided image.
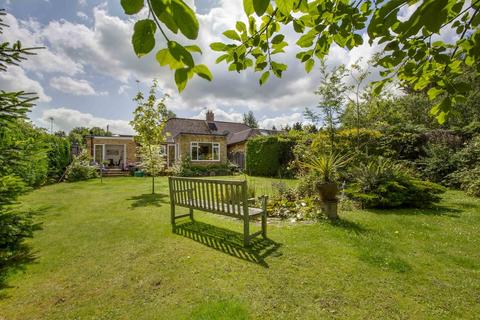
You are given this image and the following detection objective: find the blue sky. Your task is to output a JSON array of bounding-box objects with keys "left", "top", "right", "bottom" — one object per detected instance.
[{"left": 0, "top": 0, "right": 382, "bottom": 134}]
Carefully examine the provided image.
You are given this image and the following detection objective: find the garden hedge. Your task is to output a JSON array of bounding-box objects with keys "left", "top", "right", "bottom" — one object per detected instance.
[{"left": 246, "top": 135, "right": 295, "bottom": 177}]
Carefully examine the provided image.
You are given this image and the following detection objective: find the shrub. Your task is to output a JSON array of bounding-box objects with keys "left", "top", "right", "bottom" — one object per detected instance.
[
  {"left": 446, "top": 135, "right": 480, "bottom": 195},
  {"left": 45, "top": 134, "right": 71, "bottom": 183},
  {"left": 172, "top": 156, "right": 235, "bottom": 177},
  {"left": 64, "top": 150, "right": 98, "bottom": 182},
  {"left": 246, "top": 135, "right": 295, "bottom": 177},
  {"left": 377, "top": 125, "right": 427, "bottom": 161},
  {"left": 346, "top": 157, "right": 445, "bottom": 208},
  {"left": 449, "top": 166, "right": 480, "bottom": 197},
  {"left": 453, "top": 135, "right": 480, "bottom": 170},
  {"left": 296, "top": 172, "right": 323, "bottom": 197},
  {"left": 310, "top": 128, "right": 383, "bottom": 155},
  {"left": 416, "top": 143, "right": 459, "bottom": 184},
  {"left": 0, "top": 120, "right": 49, "bottom": 187}
]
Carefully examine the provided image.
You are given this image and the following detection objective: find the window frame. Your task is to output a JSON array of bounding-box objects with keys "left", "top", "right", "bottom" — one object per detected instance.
[{"left": 190, "top": 141, "right": 221, "bottom": 161}]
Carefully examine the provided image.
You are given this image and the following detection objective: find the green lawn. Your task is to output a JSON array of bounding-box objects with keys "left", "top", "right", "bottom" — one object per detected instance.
[{"left": 1, "top": 177, "right": 480, "bottom": 319}]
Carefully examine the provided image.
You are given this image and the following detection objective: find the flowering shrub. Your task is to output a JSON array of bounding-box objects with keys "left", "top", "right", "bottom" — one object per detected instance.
[{"left": 64, "top": 150, "right": 98, "bottom": 182}]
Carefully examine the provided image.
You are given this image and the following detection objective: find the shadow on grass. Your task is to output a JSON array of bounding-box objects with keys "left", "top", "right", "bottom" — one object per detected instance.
[
  {"left": 365, "top": 204, "right": 461, "bottom": 217},
  {"left": 173, "top": 221, "right": 282, "bottom": 268},
  {"left": 0, "top": 207, "right": 44, "bottom": 299},
  {"left": 329, "top": 218, "right": 368, "bottom": 235},
  {"left": 0, "top": 245, "right": 38, "bottom": 299},
  {"left": 128, "top": 193, "right": 169, "bottom": 208}
]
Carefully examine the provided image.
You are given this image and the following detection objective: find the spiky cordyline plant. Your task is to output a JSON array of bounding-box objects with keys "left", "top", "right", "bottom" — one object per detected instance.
[{"left": 300, "top": 152, "right": 351, "bottom": 184}]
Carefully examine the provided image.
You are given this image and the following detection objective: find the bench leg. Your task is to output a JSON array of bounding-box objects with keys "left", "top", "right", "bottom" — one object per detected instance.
[
  {"left": 261, "top": 211, "right": 267, "bottom": 239},
  {"left": 171, "top": 204, "right": 175, "bottom": 225},
  {"left": 243, "top": 217, "right": 250, "bottom": 247},
  {"left": 189, "top": 207, "right": 194, "bottom": 221}
]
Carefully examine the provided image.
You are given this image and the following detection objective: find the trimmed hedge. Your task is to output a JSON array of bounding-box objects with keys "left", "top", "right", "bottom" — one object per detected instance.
[
  {"left": 246, "top": 135, "right": 295, "bottom": 177},
  {"left": 45, "top": 135, "right": 71, "bottom": 183}
]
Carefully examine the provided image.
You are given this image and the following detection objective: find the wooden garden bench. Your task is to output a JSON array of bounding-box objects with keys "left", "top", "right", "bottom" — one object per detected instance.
[{"left": 168, "top": 177, "right": 268, "bottom": 246}]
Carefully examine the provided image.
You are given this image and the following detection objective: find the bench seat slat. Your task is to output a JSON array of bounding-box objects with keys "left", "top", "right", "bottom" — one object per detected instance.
[{"left": 177, "top": 199, "right": 263, "bottom": 217}]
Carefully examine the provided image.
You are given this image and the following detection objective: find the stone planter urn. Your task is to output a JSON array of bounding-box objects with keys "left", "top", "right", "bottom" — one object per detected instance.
[
  {"left": 318, "top": 182, "right": 339, "bottom": 220},
  {"left": 321, "top": 200, "right": 339, "bottom": 220}
]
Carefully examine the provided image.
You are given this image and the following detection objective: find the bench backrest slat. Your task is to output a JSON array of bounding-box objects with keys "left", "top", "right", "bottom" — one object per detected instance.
[{"left": 169, "top": 176, "right": 248, "bottom": 218}]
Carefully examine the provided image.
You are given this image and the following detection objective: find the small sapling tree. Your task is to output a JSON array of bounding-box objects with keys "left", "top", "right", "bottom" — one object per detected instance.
[{"left": 130, "top": 80, "right": 169, "bottom": 194}]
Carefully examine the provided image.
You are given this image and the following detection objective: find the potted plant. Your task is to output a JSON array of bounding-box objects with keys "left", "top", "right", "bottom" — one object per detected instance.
[{"left": 300, "top": 152, "right": 350, "bottom": 219}]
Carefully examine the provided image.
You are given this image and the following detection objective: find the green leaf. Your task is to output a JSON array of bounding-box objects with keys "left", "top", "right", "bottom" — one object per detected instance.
[
  {"left": 305, "top": 59, "right": 314, "bottom": 73},
  {"left": 168, "top": 41, "right": 194, "bottom": 68},
  {"left": 215, "top": 54, "right": 229, "bottom": 64},
  {"left": 427, "top": 87, "right": 444, "bottom": 100},
  {"left": 151, "top": 0, "right": 179, "bottom": 34},
  {"left": 132, "top": 19, "right": 157, "bottom": 57},
  {"left": 430, "top": 97, "right": 451, "bottom": 124},
  {"left": 174, "top": 68, "right": 189, "bottom": 92},
  {"left": 360, "top": 1, "right": 370, "bottom": 13},
  {"left": 259, "top": 71, "right": 270, "bottom": 85},
  {"left": 275, "top": 0, "right": 293, "bottom": 16},
  {"left": 253, "top": 0, "right": 269, "bottom": 16},
  {"left": 185, "top": 45, "right": 202, "bottom": 54},
  {"left": 223, "top": 30, "right": 241, "bottom": 42},
  {"left": 353, "top": 34, "right": 363, "bottom": 46},
  {"left": 210, "top": 42, "right": 226, "bottom": 51},
  {"left": 371, "top": 80, "right": 387, "bottom": 95},
  {"left": 121, "top": 0, "right": 144, "bottom": 14},
  {"left": 156, "top": 48, "right": 184, "bottom": 69},
  {"left": 271, "top": 34, "right": 285, "bottom": 44},
  {"left": 271, "top": 61, "right": 287, "bottom": 77},
  {"left": 171, "top": 0, "right": 199, "bottom": 40},
  {"left": 293, "top": 19, "right": 304, "bottom": 33},
  {"left": 193, "top": 64, "right": 213, "bottom": 81},
  {"left": 236, "top": 21, "right": 247, "bottom": 33},
  {"left": 243, "top": 0, "right": 254, "bottom": 16},
  {"left": 296, "top": 31, "right": 316, "bottom": 47}
]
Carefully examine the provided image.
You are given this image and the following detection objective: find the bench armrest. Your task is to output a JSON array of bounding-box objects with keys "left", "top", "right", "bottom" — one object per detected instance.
[
  {"left": 247, "top": 196, "right": 268, "bottom": 207},
  {"left": 258, "top": 195, "right": 268, "bottom": 207}
]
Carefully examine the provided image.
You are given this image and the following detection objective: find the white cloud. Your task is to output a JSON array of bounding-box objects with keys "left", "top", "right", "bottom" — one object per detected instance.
[
  {"left": 259, "top": 113, "right": 304, "bottom": 130},
  {"left": 0, "top": 66, "right": 51, "bottom": 102},
  {"left": 191, "top": 106, "right": 243, "bottom": 123},
  {"left": 2, "top": 13, "right": 83, "bottom": 76},
  {"left": 77, "top": 11, "right": 89, "bottom": 21},
  {"left": 38, "top": 107, "right": 134, "bottom": 134},
  {"left": 49, "top": 76, "right": 106, "bottom": 96},
  {"left": 118, "top": 84, "right": 130, "bottom": 95}
]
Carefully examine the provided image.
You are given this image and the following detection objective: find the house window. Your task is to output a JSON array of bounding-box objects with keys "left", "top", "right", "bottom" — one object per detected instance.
[
  {"left": 159, "top": 145, "right": 166, "bottom": 155},
  {"left": 190, "top": 142, "right": 220, "bottom": 161}
]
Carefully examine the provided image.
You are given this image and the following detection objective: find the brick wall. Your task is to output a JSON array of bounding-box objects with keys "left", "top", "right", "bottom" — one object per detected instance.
[{"left": 227, "top": 142, "right": 245, "bottom": 154}]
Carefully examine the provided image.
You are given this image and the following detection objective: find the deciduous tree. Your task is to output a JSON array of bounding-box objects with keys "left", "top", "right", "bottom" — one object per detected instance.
[
  {"left": 243, "top": 110, "right": 259, "bottom": 128},
  {"left": 130, "top": 80, "right": 169, "bottom": 194}
]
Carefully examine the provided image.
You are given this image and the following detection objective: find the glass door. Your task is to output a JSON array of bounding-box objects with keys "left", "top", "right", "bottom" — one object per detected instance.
[{"left": 94, "top": 144, "right": 104, "bottom": 164}]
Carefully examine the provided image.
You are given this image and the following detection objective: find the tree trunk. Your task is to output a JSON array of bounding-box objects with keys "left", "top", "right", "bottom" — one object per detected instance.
[{"left": 152, "top": 175, "right": 155, "bottom": 194}]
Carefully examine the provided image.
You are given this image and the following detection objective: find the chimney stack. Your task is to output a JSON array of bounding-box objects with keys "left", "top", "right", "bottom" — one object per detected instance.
[{"left": 206, "top": 110, "right": 214, "bottom": 122}]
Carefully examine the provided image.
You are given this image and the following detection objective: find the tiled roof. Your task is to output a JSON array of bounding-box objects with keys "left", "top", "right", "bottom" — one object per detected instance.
[
  {"left": 228, "top": 128, "right": 279, "bottom": 145},
  {"left": 164, "top": 117, "right": 252, "bottom": 144}
]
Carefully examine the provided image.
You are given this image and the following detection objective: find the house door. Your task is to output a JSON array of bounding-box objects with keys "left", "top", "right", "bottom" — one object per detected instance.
[
  {"left": 229, "top": 152, "right": 245, "bottom": 169},
  {"left": 94, "top": 144, "right": 104, "bottom": 164},
  {"left": 168, "top": 145, "right": 176, "bottom": 167}
]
